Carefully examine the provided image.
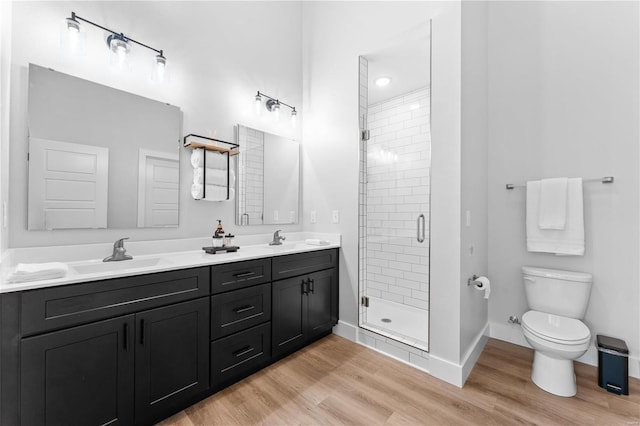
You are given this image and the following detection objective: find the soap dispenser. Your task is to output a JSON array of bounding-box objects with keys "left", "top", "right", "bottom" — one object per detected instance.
[{"left": 213, "top": 219, "right": 225, "bottom": 247}]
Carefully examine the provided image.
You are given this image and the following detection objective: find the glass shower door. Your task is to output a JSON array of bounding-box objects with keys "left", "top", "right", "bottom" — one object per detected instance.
[{"left": 358, "top": 31, "right": 431, "bottom": 351}]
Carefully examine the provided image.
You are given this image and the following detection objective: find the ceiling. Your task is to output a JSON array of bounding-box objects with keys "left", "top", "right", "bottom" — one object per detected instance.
[{"left": 366, "top": 36, "right": 430, "bottom": 105}]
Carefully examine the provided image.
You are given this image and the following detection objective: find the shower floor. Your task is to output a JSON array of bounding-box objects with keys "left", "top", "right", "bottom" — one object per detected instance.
[{"left": 363, "top": 296, "right": 429, "bottom": 351}]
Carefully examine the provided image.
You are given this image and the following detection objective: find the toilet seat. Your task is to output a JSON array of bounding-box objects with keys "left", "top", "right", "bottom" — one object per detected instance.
[{"left": 522, "top": 310, "right": 590, "bottom": 345}]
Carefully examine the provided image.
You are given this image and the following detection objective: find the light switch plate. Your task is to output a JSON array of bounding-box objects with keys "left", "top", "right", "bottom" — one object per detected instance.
[
  {"left": 332, "top": 210, "right": 340, "bottom": 224},
  {"left": 273, "top": 210, "right": 279, "bottom": 221},
  {"left": 310, "top": 211, "right": 317, "bottom": 224}
]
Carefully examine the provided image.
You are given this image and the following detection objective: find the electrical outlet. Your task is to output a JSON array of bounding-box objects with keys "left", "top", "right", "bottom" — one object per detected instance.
[
  {"left": 310, "top": 211, "right": 317, "bottom": 224},
  {"left": 332, "top": 210, "right": 340, "bottom": 224},
  {"left": 273, "top": 210, "right": 279, "bottom": 221},
  {"left": 289, "top": 211, "right": 295, "bottom": 222}
]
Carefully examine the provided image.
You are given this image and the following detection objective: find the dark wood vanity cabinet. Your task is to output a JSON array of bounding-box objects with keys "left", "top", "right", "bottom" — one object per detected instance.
[
  {"left": 272, "top": 251, "right": 338, "bottom": 358},
  {"left": 5, "top": 267, "right": 210, "bottom": 426},
  {"left": 1, "top": 248, "right": 338, "bottom": 425},
  {"left": 134, "top": 298, "right": 210, "bottom": 425},
  {"left": 20, "top": 315, "right": 135, "bottom": 426}
]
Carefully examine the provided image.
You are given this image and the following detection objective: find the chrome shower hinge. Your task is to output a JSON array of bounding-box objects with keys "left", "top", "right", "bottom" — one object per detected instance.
[
  {"left": 361, "top": 296, "right": 369, "bottom": 307},
  {"left": 361, "top": 129, "right": 370, "bottom": 141}
]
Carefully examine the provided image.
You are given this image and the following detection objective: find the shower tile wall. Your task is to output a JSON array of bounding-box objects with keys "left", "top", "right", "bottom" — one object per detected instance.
[
  {"left": 237, "top": 126, "right": 264, "bottom": 225},
  {"left": 365, "top": 87, "right": 431, "bottom": 310}
]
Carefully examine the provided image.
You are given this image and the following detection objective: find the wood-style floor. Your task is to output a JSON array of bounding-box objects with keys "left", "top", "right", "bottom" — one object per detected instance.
[{"left": 159, "top": 335, "right": 640, "bottom": 425}]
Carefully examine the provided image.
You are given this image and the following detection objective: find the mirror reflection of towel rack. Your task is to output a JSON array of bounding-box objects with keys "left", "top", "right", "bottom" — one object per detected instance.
[{"left": 505, "top": 176, "right": 614, "bottom": 190}]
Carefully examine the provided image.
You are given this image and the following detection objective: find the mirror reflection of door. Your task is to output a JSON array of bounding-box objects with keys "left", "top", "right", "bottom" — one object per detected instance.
[
  {"left": 137, "top": 150, "right": 179, "bottom": 228},
  {"left": 27, "top": 64, "right": 182, "bottom": 230},
  {"left": 28, "top": 137, "right": 109, "bottom": 230}
]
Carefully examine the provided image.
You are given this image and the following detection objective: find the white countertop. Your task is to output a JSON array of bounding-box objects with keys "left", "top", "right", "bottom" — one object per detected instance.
[{"left": 0, "top": 233, "right": 340, "bottom": 293}]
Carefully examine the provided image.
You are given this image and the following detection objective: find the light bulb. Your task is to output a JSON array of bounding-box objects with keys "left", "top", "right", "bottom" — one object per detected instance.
[
  {"left": 375, "top": 76, "right": 392, "bottom": 87},
  {"left": 108, "top": 34, "right": 130, "bottom": 70},
  {"left": 255, "top": 93, "right": 262, "bottom": 115},
  {"left": 154, "top": 54, "right": 166, "bottom": 83},
  {"left": 273, "top": 102, "right": 280, "bottom": 121},
  {"left": 66, "top": 17, "right": 80, "bottom": 33}
]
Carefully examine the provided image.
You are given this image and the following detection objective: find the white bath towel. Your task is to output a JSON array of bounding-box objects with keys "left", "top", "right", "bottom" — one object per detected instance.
[
  {"left": 191, "top": 183, "right": 235, "bottom": 201},
  {"left": 193, "top": 168, "right": 235, "bottom": 187},
  {"left": 539, "top": 177, "right": 568, "bottom": 229},
  {"left": 190, "top": 149, "right": 229, "bottom": 169},
  {"left": 526, "top": 178, "right": 584, "bottom": 255},
  {"left": 7, "top": 262, "right": 69, "bottom": 283}
]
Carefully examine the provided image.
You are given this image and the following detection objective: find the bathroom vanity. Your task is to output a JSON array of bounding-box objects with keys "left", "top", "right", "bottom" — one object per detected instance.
[{"left": 0, "top": 246, "right": 339, "bottom": 425}]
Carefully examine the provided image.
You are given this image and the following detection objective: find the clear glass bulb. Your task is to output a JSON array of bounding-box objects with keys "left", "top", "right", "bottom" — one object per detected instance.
[
  {"left": 273, "top": 102, "right": 280, "bottom": 121},
  {"left": 154, "top": 54, "right": 166, "bottom": 83},
  {"left": 255, "top": 94, "right": 262, "bottom": 115}
]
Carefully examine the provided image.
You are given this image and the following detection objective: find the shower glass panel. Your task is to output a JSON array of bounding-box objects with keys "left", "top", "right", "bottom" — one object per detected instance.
[{"left": 358, "top": 27, "right": 431, "bottom": 351}]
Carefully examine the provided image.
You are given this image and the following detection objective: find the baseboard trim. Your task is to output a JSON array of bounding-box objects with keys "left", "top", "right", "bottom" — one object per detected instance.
[
  {"left": 461, "top": 323, "right": 490, "bottom": 384},
  {"left": 489, "top": 321, "right": 640, "bottom": 379},
  {"left": 333, "top": 321, "right": 489, "bottom": 388}
]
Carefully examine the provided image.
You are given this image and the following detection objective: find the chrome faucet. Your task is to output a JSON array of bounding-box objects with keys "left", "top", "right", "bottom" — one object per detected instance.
[
  {"left": 269, "top": 230, "right": 286, "bottom": 246},
  {"left": 104, "top": 237, "right": 133, "bottom": 262}
]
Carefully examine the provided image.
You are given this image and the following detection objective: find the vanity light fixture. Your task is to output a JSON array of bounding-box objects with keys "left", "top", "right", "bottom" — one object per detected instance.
[
  {"left": 375, "top": 76, "right": 392, "bottom": 87},
  {"left": 255, "top": 91, "right": 297, "bottom": 126},
  {"left": 65, "top": 12, "right": 167, "bottom": 81}
]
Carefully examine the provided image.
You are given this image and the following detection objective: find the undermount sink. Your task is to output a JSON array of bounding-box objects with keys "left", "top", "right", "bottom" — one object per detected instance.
[{"left": 70, "top": 257, "right": 167, "bottom": 275}]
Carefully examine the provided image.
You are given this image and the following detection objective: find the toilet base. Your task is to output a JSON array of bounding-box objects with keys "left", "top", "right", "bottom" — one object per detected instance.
[{"left": 531, "top": 351, "right": 577, "bottom": 397}]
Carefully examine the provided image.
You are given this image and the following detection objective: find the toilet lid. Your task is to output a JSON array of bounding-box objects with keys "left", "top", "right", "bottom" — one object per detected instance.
[{"left": 522, "top": 311, "right": 590, "bottom": 343}]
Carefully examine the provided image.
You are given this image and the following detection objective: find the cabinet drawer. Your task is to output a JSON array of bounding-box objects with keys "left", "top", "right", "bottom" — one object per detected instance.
[
  {"left": 21, "top": 267, "right": 210, "bottom": 336},
  {"left": 211, "top": 322, "right": 271, "bottom": 387},
  {"left": 211, "top": 283, "right": 271, "bottom": 340},
  {"left": 211, "top": 258, "right": 271, "bottom": 294},
  {"left": 272, "top": 249, "right": 338, "bottom": 281}
]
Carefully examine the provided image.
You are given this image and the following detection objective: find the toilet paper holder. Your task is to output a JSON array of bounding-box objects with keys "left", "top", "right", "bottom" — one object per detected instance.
[{"left": 467, "top": 275, "right": 482, "bottom": 286}]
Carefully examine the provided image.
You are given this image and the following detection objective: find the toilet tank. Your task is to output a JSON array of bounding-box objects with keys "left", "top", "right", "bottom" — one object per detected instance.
[{"left": 522, "top": 266, "right": 593, "bottom": 319}]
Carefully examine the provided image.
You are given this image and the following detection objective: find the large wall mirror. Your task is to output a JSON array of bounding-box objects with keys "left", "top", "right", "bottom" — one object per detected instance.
[
  {"left": 27, "top": 64, "right": 182, "bottom": 230},
  {"left": 235, "top": 124, "right": 299, "bottom": 226}
]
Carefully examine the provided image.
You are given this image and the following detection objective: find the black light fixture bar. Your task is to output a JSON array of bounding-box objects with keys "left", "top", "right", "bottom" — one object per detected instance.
[
  {"left": 256, "top": 91, "right": 296, "bottom": 112},
  {"left": 70, "top": 11, "right": 164, "bottom": 57}
]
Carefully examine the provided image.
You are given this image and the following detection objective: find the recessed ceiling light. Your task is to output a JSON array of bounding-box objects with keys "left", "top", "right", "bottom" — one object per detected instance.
[{"left": 375, "top": 76, "right": 392, "bottom": 87}]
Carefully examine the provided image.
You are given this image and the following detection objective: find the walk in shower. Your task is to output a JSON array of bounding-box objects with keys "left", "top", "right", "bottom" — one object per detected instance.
[{"left": 358, "top": 27, "right": 431, "bottom": 351}]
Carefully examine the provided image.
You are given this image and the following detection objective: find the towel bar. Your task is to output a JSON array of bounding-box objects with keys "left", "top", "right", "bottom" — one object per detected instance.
[{"left": 506, "top": 176, "right": 614, "bottom": 190}]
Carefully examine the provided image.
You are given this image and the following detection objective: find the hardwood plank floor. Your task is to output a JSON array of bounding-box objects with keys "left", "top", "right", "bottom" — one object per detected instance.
[{"left": 158, "top": 335, "right": 640, "bottom": 425}]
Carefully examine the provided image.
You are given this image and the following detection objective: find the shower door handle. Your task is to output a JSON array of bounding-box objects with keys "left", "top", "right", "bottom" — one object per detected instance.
[{"left": 417, "top": 214, "right": 425, "bottom": 243}]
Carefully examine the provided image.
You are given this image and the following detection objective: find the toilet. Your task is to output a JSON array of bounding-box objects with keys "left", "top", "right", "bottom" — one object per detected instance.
[{"left": 521, "top": 266, "right": 593, "bottom": 397}]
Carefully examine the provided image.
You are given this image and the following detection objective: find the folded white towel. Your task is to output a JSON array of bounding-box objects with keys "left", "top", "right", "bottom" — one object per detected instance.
[
  {"left": 191, "top": 183, "right": 235, "bottom": 201},
  {"left": 539, "top": 177, "right": 568, "bottom": 229},
  {"left": 305, "top": 239, "right": 330, "bottom": 246},
  {"left": 193, "top": 168, "right": 235, "bottom": 187},
  {"left": 7, "top": 262, "right": 68, "bottom": 283},
  {"left": 526, "top": 178, "right": 584, "bottom": 255},
  {"left": 190, "top": 149, "right": 229, "bottom": 169}
]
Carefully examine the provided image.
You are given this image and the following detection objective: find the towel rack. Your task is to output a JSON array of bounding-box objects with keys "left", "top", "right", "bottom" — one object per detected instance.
[
  {"left": 505, "top": 176, "right": 614, "bottom": 190},
  {"left": 184, "top": 134, "right": 239, "bottom": 200}
]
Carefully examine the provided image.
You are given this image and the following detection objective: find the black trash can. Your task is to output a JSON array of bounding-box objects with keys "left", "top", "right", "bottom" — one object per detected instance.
[{"left": 596, "top": 334, "right": 629, "bottom": 395}]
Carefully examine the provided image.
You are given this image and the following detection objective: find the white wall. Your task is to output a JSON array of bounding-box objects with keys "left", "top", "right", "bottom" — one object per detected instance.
[
  {"left": 7, "top": 1, "right": 303, "bottom": 248},
  {"left": 0, "top": 1, "right": 12, "bottom": 256},
  {"left": 460, "top": 0, "right": 489, "bottom": 362},
  {"left": 487, "top": 1, "right": 640, "bottom": 373},
  {"left": 301, "top": 1, "right": 464, "bottom": 367}
]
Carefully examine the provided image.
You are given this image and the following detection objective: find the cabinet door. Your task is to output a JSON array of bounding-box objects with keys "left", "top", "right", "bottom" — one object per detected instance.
[
  {"left": 307, "top": 268, "right": 338, "bottom": 337},
  {"left": 134, "top": 297, "right": 209, "bottom": 425},
  {"left": 21, "top": 315, "right": 135, "bottom": 426},
  {"left": 272, "top": 276, "right": 306, "bottom": 357}
]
